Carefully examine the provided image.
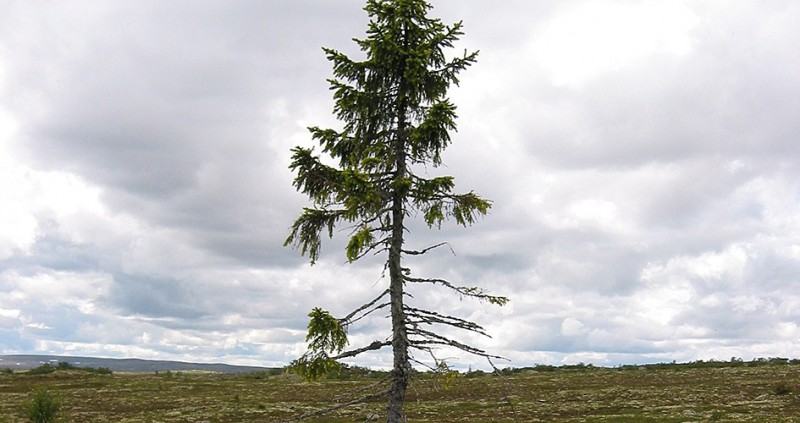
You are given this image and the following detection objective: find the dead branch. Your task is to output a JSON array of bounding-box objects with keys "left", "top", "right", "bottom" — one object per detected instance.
[
  {"left": 402, "top": 242, "right": 454, "bottom": 256},
  {"left": 334, "top": 340, "right": 392, "bottom": 360},
  {"left": 404, "top": 306, "right": 490, "bottom": 337},
  {"left": 341, "top": 289, "right": 390, "bottom": 326}
]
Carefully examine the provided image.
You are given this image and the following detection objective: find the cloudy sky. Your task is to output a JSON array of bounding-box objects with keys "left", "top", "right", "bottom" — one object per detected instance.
[{"left": 1, "top": 0, "right": 799, "bottom": 369}]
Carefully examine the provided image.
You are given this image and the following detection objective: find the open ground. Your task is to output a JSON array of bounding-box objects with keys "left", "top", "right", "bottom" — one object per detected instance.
[{"left": 2, "top": 360, "right": 800, "bottom": 422}]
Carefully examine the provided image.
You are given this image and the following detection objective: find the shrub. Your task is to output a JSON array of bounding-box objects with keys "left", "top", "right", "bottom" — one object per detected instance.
[
  {"left": 93, "top": 367, "right": 113, "bottom": 375},
  {"left": 25, "top": 387, "right": 62, "bottom": 423},
  {"left": 775, "top": 382, "right": 792, "bottom": 396},
  {"left": 55, "top": 362, "right": 75, "bottom": 371},
  {"left": 464, "top": 369, "right": 486, "bottom": 378},
  {"left": 1, "top": 367, "right": 13, "bottom": 375},
  {"left": 26, "top": 364, "right": 56, "bottom": 375}
]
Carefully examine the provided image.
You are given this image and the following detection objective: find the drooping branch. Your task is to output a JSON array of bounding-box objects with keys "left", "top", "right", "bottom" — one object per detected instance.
[
  {"left": 417, "top": 191, "right": 492, "bottom": 228},
  {"left": 284, "top": 208, "right": 347, "bottom": 264}
]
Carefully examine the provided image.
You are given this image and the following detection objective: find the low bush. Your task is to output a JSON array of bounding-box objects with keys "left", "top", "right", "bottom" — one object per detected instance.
[
  {"left": 26, "top": 364, "right": 57, "bottom": 375},
  {"left": 24, "top": 362, "right": 112, "bottom": 376},
  {"left": 25, "top": 387, "right": 62, "bottom": 423},
  {"left": 775, "top": 382, "right": 792, "bottom": 395}
]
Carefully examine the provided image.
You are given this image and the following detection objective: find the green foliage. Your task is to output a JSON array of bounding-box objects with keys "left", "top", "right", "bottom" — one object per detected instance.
[
  {"left": 25, "top": 387, "right": 62, "bottom": 423},
  {"left": 329, "top": 363, "right": 390, "bottom": 380},
  {"left": 616, "top": 357, "right": 800, "bottom": 372},
  {"left": 284, "top": 0, "right": 487, "bottom": 265},
  {"left": 289, "top": 353, "right": 342, "bottom": 382},
  {"left": 463, "top": 368, "right": 486, "bottom": 378},
  {"left": 236, "top": 368, "right": 286, "bottom": 380},
  {"left": 93, "top": 367, "right": 113, "bottom": 375},
  {"left": 346, "top": 225, "right": 375, "bottom": 261},
  {"left": 305, "top": 307, "right": 348, "bottom": 353},
  {"left": 289, "top": 308, "right": 349, "bottom": 381},
  {"left": 1, "top": 367, "right": 13, "bottom": 375},
  {"left": 26, "top": 364, "right": 57, "bottom": 375},
  {"left": 24, "top": 362, "right": 112, "bottom": 376}
]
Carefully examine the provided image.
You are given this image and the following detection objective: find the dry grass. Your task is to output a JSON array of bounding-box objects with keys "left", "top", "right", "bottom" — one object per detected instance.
[{"left": 1, "top": 363, "right": 799, "bottom": 422}]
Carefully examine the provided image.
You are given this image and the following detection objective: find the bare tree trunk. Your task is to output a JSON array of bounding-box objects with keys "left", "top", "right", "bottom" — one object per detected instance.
[
  {"left": 387, "top": 88, "right": 410, "bottom": 422},
  {"left": 386, "top": 220, "right": 408, "bottom": 422}
]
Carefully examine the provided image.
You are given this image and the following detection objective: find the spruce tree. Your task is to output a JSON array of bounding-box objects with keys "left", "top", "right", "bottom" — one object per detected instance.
[{"left": 285, "top": 1, "right": 507, "bottom": 420}]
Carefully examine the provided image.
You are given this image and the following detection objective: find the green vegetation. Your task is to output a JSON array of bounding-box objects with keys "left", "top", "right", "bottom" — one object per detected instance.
[
  {"left": 1, "top": 359, "right": 799, "bottom": 422},
  {"left": 24, "top": 387, "right": 61, "bottom": 423},
  {"left": 24, "top": 362, "right": 113, "bottom": 376}
]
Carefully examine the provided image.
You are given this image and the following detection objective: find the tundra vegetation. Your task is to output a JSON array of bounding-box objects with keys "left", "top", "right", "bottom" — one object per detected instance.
[
  {"left": 24, "top": 387, "right": 61, "bottom": 423},
  {"left": 1, "top": 358, "right": 800, "bottom": 422},
  {"left": 284, "top": 0, "right": 506, "bottom": 420}
]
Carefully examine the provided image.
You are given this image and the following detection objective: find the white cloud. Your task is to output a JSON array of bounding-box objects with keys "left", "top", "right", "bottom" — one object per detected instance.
[
  {"left": 532, "top": 0, "right": 698, "bottom": 88},
  {"left": 560, "top": 317, "right": 586, "bottom": 337}
]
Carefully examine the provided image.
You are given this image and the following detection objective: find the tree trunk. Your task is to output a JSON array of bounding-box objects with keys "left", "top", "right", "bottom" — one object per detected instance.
[
  {"left": 386, "top": 211, "right": 408, "bottom": 422},
  {"left": 387, "top": 84, "right": 410, "bottom": 422}
]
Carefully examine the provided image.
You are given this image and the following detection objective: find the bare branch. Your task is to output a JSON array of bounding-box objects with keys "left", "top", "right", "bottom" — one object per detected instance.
[
  {"left": 408, "top": 327, "right": 505, "bottom": 360},
  {"left": 486, "top": 357, "right": 521, "bottom": 423},
  {"left": 404, "top": 306, "right": 490, "bottom": 337},
  {"left": 404, "top": 275, "right": 509, "bottom": 305},
  {"left": 340, "top": 289, "right": 390, "bottom": 326},
  {"left": 334, "top": 340, "right": 392, "bottom": 360},
  {"left": 402, "top": 242, "right": 454, "bottom": 256}
]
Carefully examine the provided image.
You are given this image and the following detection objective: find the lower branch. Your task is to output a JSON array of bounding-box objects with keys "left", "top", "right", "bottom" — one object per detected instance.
[
  {"left": 405, "top": 306, "right": 490, "bottom": 337},
  {"left": 408, "top": 327, "right": 505, "bottom": 360},
  {"left": 334, "top": 340, "right": 392, "bottom": 360}
]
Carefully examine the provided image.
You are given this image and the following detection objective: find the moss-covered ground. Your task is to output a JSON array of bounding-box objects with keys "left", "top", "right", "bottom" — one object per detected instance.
[{"left": 2, "top": 360, "right": 799, "bottom": 422}]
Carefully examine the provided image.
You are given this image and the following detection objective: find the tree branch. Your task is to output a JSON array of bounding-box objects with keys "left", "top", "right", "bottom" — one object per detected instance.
[
  {"left": 341, "top": 289, "right": 391, "bottom": 326},
  {"left": 334, "top": 340, "right": 392, "bottom": 360},
  {"left": 404, "top": 306, "right": 489, "bottom": 337},
  {"left": 408, "top": 327, "right": 505, "bottom": 361},
  {"left": 401, "top": 242, "right": 454, "bottom": 256},
  {"left": 404, "top": 275, "right": 509, "bottom": 305}
]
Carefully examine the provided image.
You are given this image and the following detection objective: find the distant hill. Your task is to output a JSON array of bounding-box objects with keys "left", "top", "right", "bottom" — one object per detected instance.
[{"left": 0, "top": 354, "right": 274, "bottom": 374}]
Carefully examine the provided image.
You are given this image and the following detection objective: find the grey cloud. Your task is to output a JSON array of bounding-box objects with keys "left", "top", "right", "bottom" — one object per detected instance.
[
  {"left": 1, "top": 1, "right": 362, "bottom": 266},
  {"left": 109, "top": 274, "right": 208, "bottom": 319},
  {"left": 670, "top": 295, "right": 787, "bottom": 341},
  {"left": 514, "top": 3, "right": 800, "bottom": 171}
]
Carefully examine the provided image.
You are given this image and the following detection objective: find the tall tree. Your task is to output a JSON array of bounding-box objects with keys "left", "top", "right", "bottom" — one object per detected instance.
[{"left": 285, "top": 0, "right": 507, "bottom": 420}]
